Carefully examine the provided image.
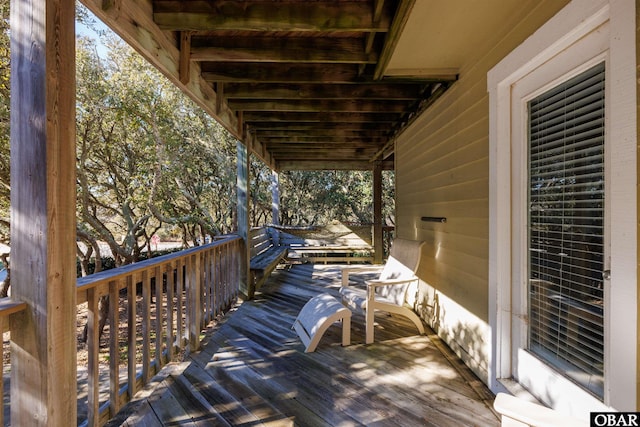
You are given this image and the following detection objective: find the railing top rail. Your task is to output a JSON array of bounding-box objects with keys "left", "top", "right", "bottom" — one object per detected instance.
[
  {"left": 0, "top": 298, "right": 27, "bottom": 317},
  {"left": 76, "top": 234, "right": 241, "bottom": 291}
]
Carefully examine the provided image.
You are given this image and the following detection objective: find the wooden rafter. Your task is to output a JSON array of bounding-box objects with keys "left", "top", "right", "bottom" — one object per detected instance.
[
  {"left": 191, "top": 37, "right": 378, "bottom": 64},
  {"left": 249, "top": 121, "right": 393, "bottom": 131},
  {"left": 243, "top": 110, "right": 401, "bottom": 121},
  {"left": 202, "top": 63, "right": 364, "bottom": 84},
  {"left": 153, "top": 1, "right": 395, "bottom": 32},
  {"left": 229, "top": 99, "right": 412, "bottom": 113},
  {"left": 179, "top": 31, "right": 191, "bottom": 84},
  {"left": 257, "top": 128, "right": 389, "bottom": 138},
  {"left": 261, "top": 138, "right": 385, "bottom": 145},
  {"left": 82, "top": 0, "right": 454, "bottom": 170},
  {"left": 223, "top": 83, "right": 426, "bottom": 100}
]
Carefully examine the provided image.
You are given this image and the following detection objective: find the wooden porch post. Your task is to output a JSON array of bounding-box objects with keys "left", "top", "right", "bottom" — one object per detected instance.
[
  {"left": 237, "top": 141, "right": 252, "bottom": 299},
  {"left": 271, "top": 171, "right": 280, "bottom": 226},
  {"left": 9, "top": 0, "right": 77, "bottom": 424},
  {"left": 373, "top": 162, "right": 384, "bottom": 264}
]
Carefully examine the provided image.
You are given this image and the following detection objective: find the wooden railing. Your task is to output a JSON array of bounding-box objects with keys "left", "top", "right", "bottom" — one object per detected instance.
[
  {"left": 0, "top": 234, "right": 242, "bottom": 427},
  {"left": 0, "top": 299, "right": 28, "bottom": 427}
]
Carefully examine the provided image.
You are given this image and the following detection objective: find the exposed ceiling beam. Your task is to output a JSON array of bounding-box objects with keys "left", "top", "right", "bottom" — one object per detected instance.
[
  {"left": 268, "top": 147, "right": 379, "bottom": 154},
  {"left": 153, "top": 1, "right": 394, "bottom": 32},
  {"left": 361, "top": 0, "right": 387, "bottom": 77},
  {"left": 383, "top": 67, "right": 459, "bottom": 80},
  {"left": 201, "top": 63, "right": 363, "bottom": 83},
  {"left": 223, "top": 82, "right": 425, "bottom": 100},
  {"left": 249, "top": 122, "right": 393, "bottom": 131},
  {"left": 277, "top": 159, "right": 394, "bottom": 171},
  {"left": 229, "top": 99, "right": 412, "bottom": 113},
  {"left": 243, "top": 111, "right": 402, "bottom": 123},
  {"left": 271, "top": 151, "right": 379, "bottom": 160},
  {"left": 256, "top": 129, "right": 389, "bottom": 138},
  {"left": 190, "top": 37, "right": 377, "bottom": 64},
  {"left": 87, "top": 0, "right": 456, "bottom": 171},
  {"left": 266, "top": 142, "right": 382, "bottom": 151},
  {"left": 259, "top": 136, "right": 387, "bottom": 144}
]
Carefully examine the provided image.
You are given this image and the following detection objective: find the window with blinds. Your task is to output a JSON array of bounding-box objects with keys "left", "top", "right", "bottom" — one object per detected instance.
[{"left": 528, "top": 62, "right": 605, "bottom": 398}]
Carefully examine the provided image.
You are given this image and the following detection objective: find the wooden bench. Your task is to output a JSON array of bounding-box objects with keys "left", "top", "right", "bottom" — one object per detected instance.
[
  {"left": 293, "top": 293, "right": 351, "bottom": 352},
  {"left": 287, "top": 245, "right": 374, "bottom": 264},
  {"left": 340, "top": 238, "right": 426, "bottom": 344},
  {"left": 249, "top": 227, "right": 288, "bottom": 290}
]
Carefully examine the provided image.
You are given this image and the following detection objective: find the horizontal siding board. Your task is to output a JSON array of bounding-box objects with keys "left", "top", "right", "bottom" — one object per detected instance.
[
  {"left": 420, "top": 242, "right": 488, "bottom": 286},
  {"left": 402, "top": 162, "right": 488, "bottom": 200},
  {"left": 419, "top": 218, "right": 489, "bottom": 240},
  {"left": 407, "top": 178, "right": 487, "bottom": 205},
  {"left": 403, "top": 138, "right": 488, "bottom": 188},
  {"left": 419, "top": 253, "right": 489, "bottom": 318},
  {"left": 394, "top": 0, "right": 569, "bottom": 385},
  {"left": 399, "top": 96, "right": 488, "bottom": 165}
]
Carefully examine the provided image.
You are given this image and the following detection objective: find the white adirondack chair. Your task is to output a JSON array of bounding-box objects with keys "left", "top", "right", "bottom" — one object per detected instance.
[{"left": 339, "top": 238, "right": 426, "bottom": 344}]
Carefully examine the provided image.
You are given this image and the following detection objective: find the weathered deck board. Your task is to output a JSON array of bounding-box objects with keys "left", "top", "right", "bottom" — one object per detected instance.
[{"left": 108, "top": 264, "right": 500, "bottom": 427}]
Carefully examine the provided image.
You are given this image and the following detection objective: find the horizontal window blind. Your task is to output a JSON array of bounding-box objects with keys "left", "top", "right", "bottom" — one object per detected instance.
[{"left": 528, "top": 62, "right": 605, "bottom": 398}]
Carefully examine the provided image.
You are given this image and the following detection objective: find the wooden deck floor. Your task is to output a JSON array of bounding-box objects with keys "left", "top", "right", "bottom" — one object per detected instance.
[{"left": 107, "top": 263, "right": 500, "bottom": 427}]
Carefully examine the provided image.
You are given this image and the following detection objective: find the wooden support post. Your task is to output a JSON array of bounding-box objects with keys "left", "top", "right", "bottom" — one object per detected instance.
[
  {"left": 271, "top": 171, "right": 280, "bottom": 226},
  {"left": 373, "top": 161, "right": 384, "bottom": 264},
  {"left": 179, "top": 31, "right": 191, "bottom": 84},
  {"left": 237, "top": 141, "right": 252, "bottom": 299},
  {"left": 9, "top": 0, "right": 77, "bottom": 424}
]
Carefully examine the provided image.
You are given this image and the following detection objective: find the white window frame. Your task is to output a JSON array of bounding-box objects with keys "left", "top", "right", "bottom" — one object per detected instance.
[{"left": 488, "top": 0, "right": 636, "bottom": 414}]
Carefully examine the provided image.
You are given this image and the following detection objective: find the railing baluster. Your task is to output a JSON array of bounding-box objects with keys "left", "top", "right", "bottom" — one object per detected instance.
[
  {"left": 188, "top": 254, "right": 201, "bottom": 351},
  {"left": 222, "top": 245, "right": 228, "bottom": 309},
  {"left": 223, "top": 244, "right": 228, "bottom": 311},
  {"left": 197, "top": 254, "right": 203, "bottom": 334},
  {"left": 0, "top": 312, "right": 6, "bottom": 427},
  {"left": 141, "top": 269, "right": 151, "bottom": 384},
  {"left": 87, "top": 287, "right": 100, "bottom": 427},
  {"left": 127, "top": 274, "right": 137, "bottom": 399},
  {"left": 176, "top": 258, "right": 184, "bottom": 348},
  {"left": 203, "top": 250, "right": 210, "bottom": 324},
  {"left": 165, "top": 261, "right": 175, "bottom": 362},
  {"left": 108, "top": 279, "right": 120, "bottom": 418},
  {"left": 208, "top": 249, "right": 215, "bottom": 321},
  {"left": 213, "top": 247, "right": 219, "bottom": 316},
  {"left": 154, "top": 265, "right": 163, "bottom": 368}
]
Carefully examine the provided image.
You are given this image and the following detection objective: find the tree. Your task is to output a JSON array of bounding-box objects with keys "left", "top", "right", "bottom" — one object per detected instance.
[
  {"left": 76, "top": 33, "right": 238, "bottom": 267},
  {"left": 277, "top": 170, "right": 395, "bottom": 226}
]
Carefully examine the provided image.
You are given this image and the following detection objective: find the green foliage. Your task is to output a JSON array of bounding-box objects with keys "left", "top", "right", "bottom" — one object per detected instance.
[
  {"left": 75, "top": 32, "right": 238, "bottom": 264},
  {"left": 267, "top": 169, "right": 395, "bottom": 227}
]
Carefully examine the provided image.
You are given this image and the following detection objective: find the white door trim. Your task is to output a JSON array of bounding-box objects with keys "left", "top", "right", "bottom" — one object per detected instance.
[{"left": 488, "top": 0, "right": 636, "bottom": 412}]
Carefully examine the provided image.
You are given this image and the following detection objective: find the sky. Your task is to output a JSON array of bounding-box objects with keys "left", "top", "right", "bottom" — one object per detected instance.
[{"left": 75, "top": 8, "right": 111, "bottom": 58}]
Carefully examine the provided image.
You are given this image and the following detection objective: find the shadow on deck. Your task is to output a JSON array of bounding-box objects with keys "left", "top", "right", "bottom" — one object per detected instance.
[{"left": 106, "top": 263, "right": 500, "bottom": 427}]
